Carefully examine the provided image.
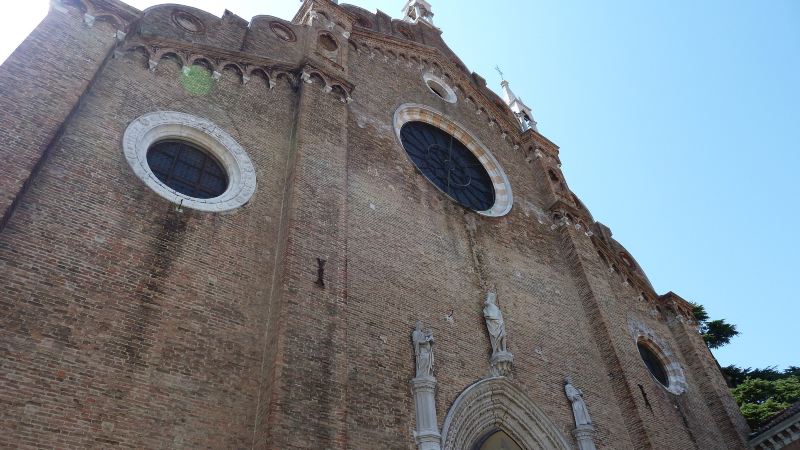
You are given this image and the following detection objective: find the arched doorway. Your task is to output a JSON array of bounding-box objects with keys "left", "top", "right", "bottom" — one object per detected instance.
[{"left": 441, "top": 377, "right": 571, "bottom": 450}]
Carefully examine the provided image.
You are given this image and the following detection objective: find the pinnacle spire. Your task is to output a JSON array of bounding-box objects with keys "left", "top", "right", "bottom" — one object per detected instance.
[
  {"left": 402, "top": 0, "right": 434, "bottom": 26},
  {"left": 499, "top": 77, "right": 538, "bottom": 132}
]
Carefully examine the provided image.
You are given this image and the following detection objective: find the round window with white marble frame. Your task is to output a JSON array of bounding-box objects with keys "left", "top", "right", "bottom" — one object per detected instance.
[
  {"left": 628, "top": 319, "right": 688, "bottom": 395},
  {"left": 123, "top": 111, "right": 257, "bottom": 212},
  {"left": 393, "top": 103, "right": 513, "bottom": 217}
]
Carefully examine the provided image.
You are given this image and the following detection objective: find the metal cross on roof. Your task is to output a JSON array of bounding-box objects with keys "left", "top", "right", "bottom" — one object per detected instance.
[{"left": 495, "top": 65, "right": 504, "bottom": 81}]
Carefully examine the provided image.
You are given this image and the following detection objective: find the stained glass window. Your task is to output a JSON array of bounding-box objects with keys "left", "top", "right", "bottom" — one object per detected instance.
[
  {"left": 400, "top": 121, "right": 495, "bottom": 212},
  {"left": 146, "top": 140, "right": 228, "bottom": 199}
]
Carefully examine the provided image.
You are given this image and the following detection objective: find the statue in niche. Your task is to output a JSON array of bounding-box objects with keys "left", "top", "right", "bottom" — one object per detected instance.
[
  {"left": 412, "top": 321, "right": 435, "bottom": 378},
  {"left": 483, "top": 291, "right": 507, "bottom": 355},
  {"left": 564, "top": 376, "right": 592, "bottom": 426}
]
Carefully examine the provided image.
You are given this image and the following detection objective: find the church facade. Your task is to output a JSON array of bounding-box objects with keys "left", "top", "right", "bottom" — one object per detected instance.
[{"left": 0, "top": 0, "right": 751, "bottom": 448}]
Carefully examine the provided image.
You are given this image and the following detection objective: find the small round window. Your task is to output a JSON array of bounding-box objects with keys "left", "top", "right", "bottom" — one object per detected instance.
[
  {"left": 638, "top": 341, "right": 669, "bottom": 387},
  {"left": 422, "top": 73, "right": 457, "bottom": 104},
  {"left": 172, "top": 11, "right": 204, "bottom": 33},
  {"left": 146, "top": 141, "right": 228, "bottom": 199}
]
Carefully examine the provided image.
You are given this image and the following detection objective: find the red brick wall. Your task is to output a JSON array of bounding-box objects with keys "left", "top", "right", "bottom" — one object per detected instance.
[
  {"left": 0, "top": 5, "right": 296, "bottom": 447},
  {"left": 0, "top": 7, "right": 117, "bottom": 228}
]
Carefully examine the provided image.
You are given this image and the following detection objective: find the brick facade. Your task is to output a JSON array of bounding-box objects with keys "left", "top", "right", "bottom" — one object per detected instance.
[{"left": 0, "top": 1, "right": 750, "bottom": 449}]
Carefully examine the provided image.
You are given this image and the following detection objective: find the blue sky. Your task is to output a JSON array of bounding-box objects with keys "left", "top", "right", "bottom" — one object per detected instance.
[{"left": 1, "top": 1, "right": 797, "bottom": 370}]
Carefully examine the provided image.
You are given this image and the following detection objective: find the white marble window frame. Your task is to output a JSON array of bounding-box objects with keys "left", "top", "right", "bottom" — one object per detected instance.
[
  {"left": 393, "top": 103, "right": 513, "bottom": 217},
  {"left": 422, "top": 72, "right": 457, "bottom": 104},
  {"left": 122, "top": 111, "right": 257, "bottom": 212},
  {"left": 628, "top": 319, "right": 688, "bottom": 395}
]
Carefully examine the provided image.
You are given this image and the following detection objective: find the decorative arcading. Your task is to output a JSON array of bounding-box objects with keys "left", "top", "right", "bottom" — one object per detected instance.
[{"left": 120, "top": 41, "right": 354, "bottom": 102}]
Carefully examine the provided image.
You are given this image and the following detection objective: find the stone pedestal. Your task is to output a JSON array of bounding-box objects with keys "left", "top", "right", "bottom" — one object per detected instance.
[
  {"left": 490, "top": 351, "right": 514, "bottom": 377},
  {"left": 410, "top": 376, "right": 441, "bottom": 450},
  {"left": 572, "top": 424, "right": 597, "bottom": 450}
]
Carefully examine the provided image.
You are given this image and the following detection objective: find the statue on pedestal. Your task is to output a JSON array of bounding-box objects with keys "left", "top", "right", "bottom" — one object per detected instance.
[
  {"left": 410, "top": 320, "right": 441, "bottom": 450},
  {"left": 564, "top": 377, "right": 592, "bottom": 426},
  {"left": 483, "top": 291, "right": 513, "bottom": 377},
  {"left": 564, "top": 376, "right": 597, "bottom": 450},
  {"left": 483, "top": 292, "right": 507, "bottom": 355},
  {"left": 412, "top": 321, "right": 435, "bottom": 378}
]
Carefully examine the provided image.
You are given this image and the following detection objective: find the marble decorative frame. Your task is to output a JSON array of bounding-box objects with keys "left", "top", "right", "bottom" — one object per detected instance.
[
  {"left": 422, "top": 72, "right": 457, "bottom": 104},
  {"left": 393, "top": 103, "right": 513, "bottom": 217},
  {"left": 628, "top": 318, "right": 688, "bottom": 395},
  {"left": 123, "top": 111, "right": 257, "bottom": 212},
  {"left": 440, "top": 377, "right": 571, "bottom": 450}
]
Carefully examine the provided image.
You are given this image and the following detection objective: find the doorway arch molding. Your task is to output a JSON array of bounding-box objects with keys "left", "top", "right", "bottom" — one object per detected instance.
[{"left": 440, "top": 377, "right": 572, "bottom": 450}]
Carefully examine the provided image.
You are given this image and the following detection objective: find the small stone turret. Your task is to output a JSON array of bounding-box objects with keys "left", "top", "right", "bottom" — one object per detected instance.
[
  {"left": 501, "top": 79, "right": 538, "bottom": 132},
  {"left": 402, "top": 0, "right": 434, "bottom": 26}
]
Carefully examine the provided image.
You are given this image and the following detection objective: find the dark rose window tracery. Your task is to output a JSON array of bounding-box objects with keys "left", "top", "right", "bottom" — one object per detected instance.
[
  {"left": 400, "top": 121, "right": 495, "bottom": 212},
  {"left": 146, "top": 140, "right": 228, "bottom": 199}
]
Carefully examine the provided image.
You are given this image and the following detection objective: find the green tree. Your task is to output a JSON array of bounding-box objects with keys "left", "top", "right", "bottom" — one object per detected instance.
[
  {"left": 732, "top": 376, "right": 800, "bottom": 428},
  {"left": 690, "top": 303, "right": 799, "bottom": 429},
  {"left": 703, "top": 319, "right": 739, "bottom": 349},
  {"left": 690, "top": 302, "right": 739, "bottom": 349},
  {"left": 739, "top": 399, "right": 791, "bottom": 428}
]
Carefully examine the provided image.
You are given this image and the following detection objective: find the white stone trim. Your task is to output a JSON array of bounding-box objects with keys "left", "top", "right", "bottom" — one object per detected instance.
[
  {"left": 628, "top": 318, "right": 688, "bottom": 395},
  {"left": 393, "top": 103, "right": 514, "bottom": 217},
  {"left": 440, "top": 377, "right": 571, "bottom": 450},
  {"left": 422, "top": 72, "right": 457, "bottom": 104},
  {"left": 122, "top": 111, "right": 257, "bottom": 212}
]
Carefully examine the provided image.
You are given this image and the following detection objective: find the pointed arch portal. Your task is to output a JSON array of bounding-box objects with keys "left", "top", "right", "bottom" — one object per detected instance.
[{"left": 441, "top": 377, "right": 571, "bottom": 450}]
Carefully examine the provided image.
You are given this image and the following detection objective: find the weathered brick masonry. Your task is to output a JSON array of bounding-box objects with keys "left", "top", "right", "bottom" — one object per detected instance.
[{"left": 0, "top": 0, "right": 750, "bottom": 449}]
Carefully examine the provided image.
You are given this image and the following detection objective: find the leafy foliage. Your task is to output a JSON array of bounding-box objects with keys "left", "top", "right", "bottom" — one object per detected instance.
[
  {"left": 689, "top": 303, "right": 798, "bottom": 429},
  {"left": 689, "top": 302, "right": 739, "bottom": 349},
  {"left": 721, "top": 365, "right": 800, "bottom": 388},
  {"left": 731, "top": 376, "right": 800, "bottom": 428},
  {"left": 739, "top": 398, "right": 792, "bottom": 428}
]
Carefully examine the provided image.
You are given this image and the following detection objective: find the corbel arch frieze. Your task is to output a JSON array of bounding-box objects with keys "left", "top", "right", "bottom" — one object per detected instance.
[
  {"left": 440, "top": 377, "right": 572, "bottom": 450},
  {"left": 187, "top": 54, "right": 218, "bottom": 74},
  {"left": 119, "top": 38, "right": 353, "bottom": 100},
  {"left": 589, "top": 233, "right": 658, "bottom": 306}
]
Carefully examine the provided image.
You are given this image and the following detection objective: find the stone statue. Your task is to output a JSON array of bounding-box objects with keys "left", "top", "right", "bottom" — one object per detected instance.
[
  {"left": 565, "top": 377, "right": 592, "bottom": 426},
  {"left": 483, "top": 292, "right": 507, "bottom": 355},
  {"left": 412, "top": 321, "right": 435, "bottom": 378}
]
